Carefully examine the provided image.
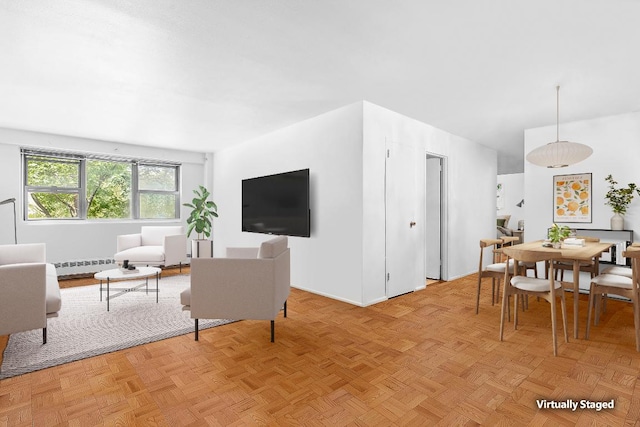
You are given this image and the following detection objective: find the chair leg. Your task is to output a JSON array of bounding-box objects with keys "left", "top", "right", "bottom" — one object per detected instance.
[
  {"left": 633, "top": 294, "right": 640, "bottom": 352},
  {"left": 284, "top": 300, "right": 288, "bottom": 318},
  {"left": 195, "top": 319, "right": 199, "bottom": 341},
  {"left": 499, "top": 286, "right": 509, "bottom": 341},
  {"left": 560, "top": 292, "right": 569, "bottom": 344},
  {"left": 270, "top": 320, "right": 275, "bottom": 343},
  {"left": 43, "top": 327, "right": 47, "bottom": 345},
  {"left": 476, "top": 275, "right": 482, "bottom": 314},
  {"left": 491, "top": 278, "right": 496, "bottom": 306},
  {"left": 513, "top": 294, "right": 519, "bottom": 330},
  {"left": 586, "top": 284, "right": 595, "bottom": 340},
  {"left": 550, "top": 293, "right": 558, "bottom": 357}
]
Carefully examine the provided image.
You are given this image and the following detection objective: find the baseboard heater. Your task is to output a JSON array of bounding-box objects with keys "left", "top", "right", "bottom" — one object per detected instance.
[{"left": 54, "top": 258, "right": 116, "bottom": 277}]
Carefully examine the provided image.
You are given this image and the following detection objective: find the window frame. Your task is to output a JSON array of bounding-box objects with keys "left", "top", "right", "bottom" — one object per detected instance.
[{"left": 22, "top": 149, "right": 181, "bottom": 221}]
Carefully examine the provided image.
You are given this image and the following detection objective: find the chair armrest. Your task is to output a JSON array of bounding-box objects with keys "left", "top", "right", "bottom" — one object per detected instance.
[
  {"left": 164, "top": 234, "right": 187, "bottom": 266},
  {"left": 0, "top": 263, "right": 47, "bottom": 336},
  {"left": 0, "top": 243, "right": 46, "bottom": 265},
  {"left": 226, "top": 247, "right": 259, "bottom": 259},
  {"left": 116, "top": 233, "right": 141, "bottom": 252}
]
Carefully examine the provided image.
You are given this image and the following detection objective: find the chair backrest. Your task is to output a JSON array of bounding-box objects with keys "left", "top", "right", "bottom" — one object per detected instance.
[
  {"left": 141, "top": 226, "right": 184, "bottom": 246},
  {"left": 502, "top": 247, "right": 561, "bottom": 264},
  {"left": 479, "top": 238, "right": 503, "bottom": 268},
  {"left": 624, "top": 249, "right": 640, "bottom": 289}
]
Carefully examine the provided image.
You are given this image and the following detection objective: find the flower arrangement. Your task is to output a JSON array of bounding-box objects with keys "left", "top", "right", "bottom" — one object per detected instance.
[
  {"left": 604, "top": 175, "right": 640, "bottom": 215},
  {"left": 548, "top": 223, "right": 571, "bottom": 243}
]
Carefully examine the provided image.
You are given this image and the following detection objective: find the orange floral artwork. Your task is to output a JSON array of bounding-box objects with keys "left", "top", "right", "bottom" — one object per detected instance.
[{"left": 553, "top": 173, "right": 592, "bottom": 223}]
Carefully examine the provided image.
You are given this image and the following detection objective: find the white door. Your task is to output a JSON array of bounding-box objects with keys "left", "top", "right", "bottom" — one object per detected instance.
[
  {"left": 385, "top": 141, "right": 422, "bottom": 298},
  {"left": 425, "top": 156, "right": 442, "bottom": 280}
]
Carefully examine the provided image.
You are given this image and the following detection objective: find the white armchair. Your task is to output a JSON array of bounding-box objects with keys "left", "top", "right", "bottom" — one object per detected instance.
[
  {"left": 0, "top": 243, "right": 61, "bottom": 344},
  {"left": 114, "top": 226, "right": 187, "bottom": 270},
  {"left": 181, "top": 236, "right": 290, "bottom": 342}
]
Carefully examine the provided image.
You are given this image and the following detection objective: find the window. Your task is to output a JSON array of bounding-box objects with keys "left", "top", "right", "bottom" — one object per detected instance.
[{"left": 23, "top": 149, "right": 180, "bottom": 220}]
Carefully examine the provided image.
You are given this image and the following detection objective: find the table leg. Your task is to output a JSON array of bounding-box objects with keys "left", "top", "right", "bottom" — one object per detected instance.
[
  {"left": 573, "top": 260, "right": 580, "bottom": 339},
  {"left": 156, "top": 272, "right": 159, "bottom": 303},
  {"left": 107, "top": 277, "right": 110, "bottom": 312},
  {"left": 100, "top": 280, "right": 103, "bottom": 301}
]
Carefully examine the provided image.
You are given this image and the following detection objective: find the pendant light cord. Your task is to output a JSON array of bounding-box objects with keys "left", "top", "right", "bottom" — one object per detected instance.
[{"left": 556, "top": 85, "right": 560, "bottom": 142}]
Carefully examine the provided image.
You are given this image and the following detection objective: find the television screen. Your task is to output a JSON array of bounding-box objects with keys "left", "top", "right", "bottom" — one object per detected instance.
[{"left": 242, "top": 169, "right": 310, "bottom": 237}]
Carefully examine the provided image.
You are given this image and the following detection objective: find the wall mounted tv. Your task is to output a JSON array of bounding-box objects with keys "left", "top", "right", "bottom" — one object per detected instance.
[{"left": 242, "top": 168, "right": 310, "bottom": 237}]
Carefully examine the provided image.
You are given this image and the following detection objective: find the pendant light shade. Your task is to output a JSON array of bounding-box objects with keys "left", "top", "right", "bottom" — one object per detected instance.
[{"left": 526, "top": 86, "right": 593, "bottom": 168}]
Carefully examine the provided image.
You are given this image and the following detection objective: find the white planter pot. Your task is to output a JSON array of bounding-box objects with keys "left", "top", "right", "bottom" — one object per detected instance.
[
  {"left": 610, "top": 213, "right": 624, "bottom": 230},
  {"left": 191, "top": 239, "right": 213, "bottom": 258}
]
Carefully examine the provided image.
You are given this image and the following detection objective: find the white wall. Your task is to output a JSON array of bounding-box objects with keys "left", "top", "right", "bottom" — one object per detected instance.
[
  {"left": 362, "top": 102, "right": 497, "bottom": 303},
  {"left": 497, "top": 173, "right": 525, "bottom": 230},
  {"left": 0, "top": 127, "right": 206, "bottom": 267},
  {"left": 212, "top": 102, "right": 365, "bottom": 305},
  {"left": 524, "top": 112, "right": 640, "bottom": 244},
  {"left": 212, "top": 101, "right": 497, "bottom": 306}
]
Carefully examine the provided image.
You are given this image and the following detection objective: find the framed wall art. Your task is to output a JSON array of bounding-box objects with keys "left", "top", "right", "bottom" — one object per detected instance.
[{"left": 553, "top": 173, "right": 592, "bottom": 223}]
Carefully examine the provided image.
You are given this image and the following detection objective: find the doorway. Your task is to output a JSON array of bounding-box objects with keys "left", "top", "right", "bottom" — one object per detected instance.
[{"left": 425, "top": 154, "right": 444, "bottom": 281}]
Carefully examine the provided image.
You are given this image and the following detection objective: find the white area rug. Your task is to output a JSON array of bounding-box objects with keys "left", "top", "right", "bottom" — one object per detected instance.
[{"left": 0, "top": 274, "right": 233, "bottom": 379}]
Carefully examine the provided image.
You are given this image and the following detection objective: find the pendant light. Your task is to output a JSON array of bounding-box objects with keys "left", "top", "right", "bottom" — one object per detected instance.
[{"left": 526, "top": 86, "right": 593, "bottom": 168}]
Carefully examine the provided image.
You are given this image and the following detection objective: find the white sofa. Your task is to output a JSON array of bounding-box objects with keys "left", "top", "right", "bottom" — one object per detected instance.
[
  {"left": 0, "top": 243, "right": 61, "bottom": 343},
  {"left": 114, "top": 226, "right": 187, "bottom": 270},
  {"left": 181, "top": 236, "right": 290, "bottom": 342}
]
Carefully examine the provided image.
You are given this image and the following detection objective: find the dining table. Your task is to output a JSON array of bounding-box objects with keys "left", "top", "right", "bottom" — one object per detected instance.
[{"left": 512, "top": 240, "right": 613, "bottom": 339}]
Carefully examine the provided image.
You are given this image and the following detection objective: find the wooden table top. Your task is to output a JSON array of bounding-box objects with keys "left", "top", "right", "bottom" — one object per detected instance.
[{"left": 514, "top": 240, "right": 613, "bottom": 261}]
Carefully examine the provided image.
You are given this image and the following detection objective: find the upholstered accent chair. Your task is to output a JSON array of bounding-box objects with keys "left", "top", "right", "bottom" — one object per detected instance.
[
  {"left": 0, "top": 243, "right": 61, "bottom": 344},
  {"left": 181, "top": 236, "right": 290, "bottom": 342},
  {"left": 114, "top": 226, "right": 187, "bottom": 270}
]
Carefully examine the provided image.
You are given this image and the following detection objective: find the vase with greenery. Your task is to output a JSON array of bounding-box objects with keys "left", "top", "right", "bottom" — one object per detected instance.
[
  {"left": 183, "top": 185, "right": 218, "bottom": 257},
  {"left": 604, "top": 175, "right": 640, "bottom": 230},
  {"left": 548, "top": 223, "right": 570, "bottom": 248}
]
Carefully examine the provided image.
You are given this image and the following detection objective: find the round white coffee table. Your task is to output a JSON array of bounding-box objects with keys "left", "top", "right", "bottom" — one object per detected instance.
[{"left": 94, "top": 266, "right": 161, "bottom": 311}]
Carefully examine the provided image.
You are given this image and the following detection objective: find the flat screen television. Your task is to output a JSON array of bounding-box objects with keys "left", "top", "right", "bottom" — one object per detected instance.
[{"left": 242, "top": 168, "right": 310, "bottom": 237}]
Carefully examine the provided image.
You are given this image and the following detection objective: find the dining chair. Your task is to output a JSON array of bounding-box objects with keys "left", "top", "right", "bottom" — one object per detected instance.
[
  {"left": 476, "top": 238, "right": 514, "bottom": 314},
  {"left": 586, "top": 249, "right": 640, "bottom": 351},
  {"left": 553, "top": 236, "right": 601, "bottom": 283},
  {"left": 500, "top": 247, "right": 568, "bottom": 356}
]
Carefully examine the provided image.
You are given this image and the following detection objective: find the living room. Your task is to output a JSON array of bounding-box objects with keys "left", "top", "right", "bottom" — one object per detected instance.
[{"left": 2, "top": 1, "right": 640, "bottom": 424}]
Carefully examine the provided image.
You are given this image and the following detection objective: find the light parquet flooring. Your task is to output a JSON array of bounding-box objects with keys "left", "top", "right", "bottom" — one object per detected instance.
[{"left": 2, "top": 271, "right": 640, "bottom": 425}]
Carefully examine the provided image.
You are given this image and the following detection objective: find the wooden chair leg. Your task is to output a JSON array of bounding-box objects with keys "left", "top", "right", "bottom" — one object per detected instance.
[
  {"left": 586, "top": 283, "right": 595, "bottom": 340},
  {"left": 476, "top": 275, "right": 482, "bottom": 314},
  {"left": 560, "top": 292, "right": 569, "bottom": 344},
  {"left": 550, "top": 293, "right": 558, "bottom": 357}
]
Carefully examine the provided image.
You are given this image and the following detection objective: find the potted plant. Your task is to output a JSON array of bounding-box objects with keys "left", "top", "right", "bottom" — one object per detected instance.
[
  {"left": 183, "top": 185, "right": 218, "bottom": 257},
  {"left": 604, "top": 175, "right": 640, "bottom": 230},
  {"left": 548, "top": 223, "right": 570, "bottom": 248}
]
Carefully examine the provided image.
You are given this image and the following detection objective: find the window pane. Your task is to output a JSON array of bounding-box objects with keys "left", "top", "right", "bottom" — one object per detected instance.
[
  {"left": 27, "top": 192, "right": 79, "bottom": 219},
  {"left": 139, "top": 165, "right": 176, "bottom": 191},
  {"left": 27, "top": 156, "right": 79, "bottom": 187},
  {"left": 86, "top": 160, "right": 132, "bottom": 219},
  {"left": 140, "top": 193, "right": 176, "bottom": 219}
]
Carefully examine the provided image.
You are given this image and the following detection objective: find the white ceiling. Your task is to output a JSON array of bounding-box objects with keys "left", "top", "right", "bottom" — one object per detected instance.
[{"left": 1, "top": 0, "right": 639, "bottom": 174}]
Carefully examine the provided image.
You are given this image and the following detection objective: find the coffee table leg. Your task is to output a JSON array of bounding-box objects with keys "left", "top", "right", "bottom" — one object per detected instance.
[
  {"left": 146, "top": 277, "right": 148, "bottom": 295},
  {"left": 156, "top": 272, "right": 159, "bottom": 303},
  {"left": 100, "top": 280, "right": 103, "bottom": 301},
  {"left": 107, "top": 277, "right": 110, "bottom": 311}
]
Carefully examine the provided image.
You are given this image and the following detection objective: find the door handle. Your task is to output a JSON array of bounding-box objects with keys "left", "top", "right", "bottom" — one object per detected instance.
[{"left": 410, "top": 221, "right": 416, "bottom": 228}]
